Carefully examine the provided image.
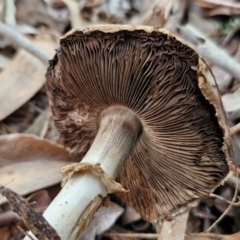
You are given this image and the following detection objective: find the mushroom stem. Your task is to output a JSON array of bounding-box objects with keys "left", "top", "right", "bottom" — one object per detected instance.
[{"left": 24, "top": 106, "right": 142, "bottom": 240}]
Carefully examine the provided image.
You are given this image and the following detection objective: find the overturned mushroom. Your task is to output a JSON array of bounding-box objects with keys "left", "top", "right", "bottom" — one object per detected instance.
[{"left": 35, "top": 25, "right": 232, "bottom": 239}]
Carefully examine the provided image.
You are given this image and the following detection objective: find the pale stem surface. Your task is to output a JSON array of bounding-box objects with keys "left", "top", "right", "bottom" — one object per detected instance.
[{"left": 24, "top": 106, "right": 142, "bottom": 240}]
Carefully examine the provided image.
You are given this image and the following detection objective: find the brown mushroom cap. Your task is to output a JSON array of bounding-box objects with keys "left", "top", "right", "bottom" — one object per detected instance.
[{"left": 46, "top": 25, "right": 232, "bottom": 222}]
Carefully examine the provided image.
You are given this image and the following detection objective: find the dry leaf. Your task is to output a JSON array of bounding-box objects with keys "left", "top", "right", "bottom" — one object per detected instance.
[
  {"left": 0, "top": 133, "right": 75, "bottom": 204},
  {"left": 0, "top": 211, "right": 20, "bottom": 227},
  {"left": 16, "top": 0, "right": 69, "bottom": 33},
  {"left": 80, "top": 201, "right": 124, "bottom": 240},
  {"left": 185, "top": 231, "right": 240, "bottom": 240},
  {"left": 205, "top": 66, "right": 232, "bottom": 91},
  {"left": 121, "top": 206, "right": 141, "bottom": 226},
  {"left": 26, "top": 190, "right": 52, "bottom": 212},
  {"left": 222, "top": 87, "right": 240, "bottom": 120},
  {"left": 0, "top": 53, "right": 10, "bottom": 70},
  {"left": 223, "top": 231, "right": 240, "bottom": 240},
  {"left": 0, "top": 226, "right": 12, "bottom": 240},
  {"left": 0, "top": 39, "right": 56, "bottom": 121},
  {"left": 194, "top": 0, "right": 240, "bottom": 15}
]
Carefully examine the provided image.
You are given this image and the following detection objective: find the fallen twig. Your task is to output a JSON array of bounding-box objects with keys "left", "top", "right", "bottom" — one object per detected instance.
[
  {"left": 205, "top": 162, "right": 239, "bottom": 232},
  {"left": 0, "top": 22, "right": 50, "bottom": 63},
  {"left": 2, "top": 0, "right": 16, "bottom": 25},
  {"left": 103, "top": 232, "right": 231, "bottom": 240},
  {"left": 178, "top": 25, "right": 240, "bottom": 81},
  {"left": 210, "top": 193, "right": 240, "bottom": 206},
  {"left": 0, "top": 185, "right": 60, "bottom": 240},
  {"left": 61, "top": 0, "right": 88, "bottom": 29}
]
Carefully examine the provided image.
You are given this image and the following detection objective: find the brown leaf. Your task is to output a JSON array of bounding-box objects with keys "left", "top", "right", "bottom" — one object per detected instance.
[
  {"left": 222, "top": 87, "right": 240, "bottom": 120},
  {"left": 16, "top": 0, "right": 69, "bottom": 33},
  {"left": 0, "top": 185, "right": 60, "bottom": 240},
  {"left": 194, "top": 0, "right": 240, "bottom": 15},
  {"left": 0, "top": 133, "right": 75, "bottom": 204},
  {"left": 185, "top": 231, "right": 240, "bottom": 240},
  {"left": 80, "top": 201, "right": 124, "bottom": 240},
  {"left": 121, "top": 206, "right": 141, "bottom": 226},
  {"left": 223, "top": 231, "right": 240, "bottom": 240},
  {"left": 26, "top": 190, "right": 52, "bottom": 213},
  {"left": 0, "top": 39, "right": 56, "bottom": 121},
  {"left": 0, "top": 226, "right": 12, "bottom": 240},
  {"left": 0, "top": 211, "right": 21, "bottom": 227}
]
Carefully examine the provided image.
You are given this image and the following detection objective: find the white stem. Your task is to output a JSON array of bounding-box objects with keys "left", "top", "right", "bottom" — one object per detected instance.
[{"left": 24, "top": 106, "right": 142, "bottom": 240}]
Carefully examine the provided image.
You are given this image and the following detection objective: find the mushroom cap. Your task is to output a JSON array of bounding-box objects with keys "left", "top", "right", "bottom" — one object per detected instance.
[{"left": 46, "top": 25, "right": 232, "bottom": 222}]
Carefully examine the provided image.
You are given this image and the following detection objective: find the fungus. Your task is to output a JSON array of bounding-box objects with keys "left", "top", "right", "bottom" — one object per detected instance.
[{"left": 39, "top": 25, "right": 231, "bottom": 239}]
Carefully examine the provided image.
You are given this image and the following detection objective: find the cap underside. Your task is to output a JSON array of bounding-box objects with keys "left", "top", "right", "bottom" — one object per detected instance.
[{"left": 46, "top": 26, "right": 230, "bottom": 221}]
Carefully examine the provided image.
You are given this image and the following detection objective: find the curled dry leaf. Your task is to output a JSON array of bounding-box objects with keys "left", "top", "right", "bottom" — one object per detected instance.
[
  {"left": 0, "top": 185, "right": 60, "bottom": 240},
  {"left": 0, "top": 133, "right": 75, "bottom": 204}
]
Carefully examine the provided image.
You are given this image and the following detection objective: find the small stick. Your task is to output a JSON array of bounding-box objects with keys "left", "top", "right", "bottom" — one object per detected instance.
[
  {"left": 210, "top": 193, "right": 240, "bottom": 206},
  {"left": 204, "top": 163, "right": 239, "bottom": 232},
  {"left": 0, "top": 22, "right": 50, "bottom": 64}
]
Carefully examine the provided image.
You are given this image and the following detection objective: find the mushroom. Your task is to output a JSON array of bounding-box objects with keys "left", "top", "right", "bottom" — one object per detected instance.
[{"left": 32, "top": 25, "right": 232, "bottom": 239}]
